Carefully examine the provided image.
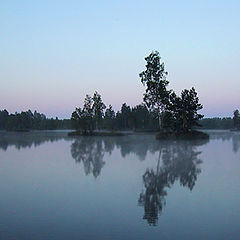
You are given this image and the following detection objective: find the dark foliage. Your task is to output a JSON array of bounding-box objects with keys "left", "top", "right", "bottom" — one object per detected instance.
[
  {"left": 140, "top": 51, "right": 204, "bottom": 133},
  {"left": 198, "top": 117, "right": 234, "bottom": 129},
  {"left": 233, "top": 109, "right": 240, "bottom": 130},
  {"left": 0, "top": 109, "right": 71, "bottom": 131}
]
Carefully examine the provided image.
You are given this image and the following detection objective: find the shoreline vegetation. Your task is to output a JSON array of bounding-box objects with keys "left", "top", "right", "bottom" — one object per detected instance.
[
  {"left": 0, "top": 52, "right": 239, "bottom": 139},
  {"left": 68, "top": 129, "right": 210, "bottom": 140},
  {"left": 0, "top": 114, "right": 238, "bottom": 132}
]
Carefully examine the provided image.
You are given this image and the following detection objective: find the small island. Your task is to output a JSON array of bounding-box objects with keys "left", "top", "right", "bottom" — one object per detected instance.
[
  {"left": 139, "top": 51, "right": 209, "bottom": 140},
  {"left": 69, "top": 51, "right": 209, "bottom": 140}
]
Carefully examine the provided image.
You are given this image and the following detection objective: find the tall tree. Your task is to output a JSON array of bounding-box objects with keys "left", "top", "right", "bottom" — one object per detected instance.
[
  {"left": 104, "top": 105, "right": 115, "bottom": 130},
  {"left": 71, "top": 94, "right": 94, "bottom": 133},
  {"left": 92, "top": 91, "right": 106, "bottom": 130},
  {"left": 139, "top": 51, "right": 170, "bottom": 129},
  {"left": 121, "top": 103, "right": 132, "bottom": 129},
  {"left": 83, "top": 94, "right": 94, "bottom": 132}
]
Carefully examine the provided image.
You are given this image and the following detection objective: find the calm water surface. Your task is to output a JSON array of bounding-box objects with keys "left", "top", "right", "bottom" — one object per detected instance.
[{"left": 0, "top": 130, "right": 239, "bottom": 240}]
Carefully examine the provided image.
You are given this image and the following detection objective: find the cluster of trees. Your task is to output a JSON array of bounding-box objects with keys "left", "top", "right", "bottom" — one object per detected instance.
[
  {"left": 140, "top": 51, "right": 203, "bottom": 133},
  {"left": 2, "top": 106, "right": 238, "bottom": 132},
  {"left": 72, "top": 51, "right": 204, "bottom": 133},
  {"left": 71, "top": 94, "right": 240, "bottom": 132},
  {"left": 0, "top": 109, "right": 71, "bottom": 131},
  {"left": 198, "top": 117, "right": 234, "bottom": 129},
  {"left": 71, "top": 92, "right": 106, "bottom": 133},
  {"left": 71, "top": 92, "right": 161, "bottom": 132}
]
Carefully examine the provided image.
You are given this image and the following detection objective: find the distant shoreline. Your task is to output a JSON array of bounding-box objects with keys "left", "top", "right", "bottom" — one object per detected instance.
[{"left": 68, "top": 131, "right": 126, "bottom": 137}]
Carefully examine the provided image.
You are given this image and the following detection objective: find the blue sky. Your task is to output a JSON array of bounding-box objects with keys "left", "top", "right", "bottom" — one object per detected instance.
[{"left": 1, "top": 0, "right": 240, "bottom": 118}]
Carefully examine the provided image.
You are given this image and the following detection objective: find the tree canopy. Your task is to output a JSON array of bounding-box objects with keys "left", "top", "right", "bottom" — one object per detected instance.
[
  {"left": 140, "top": 51, "right": 204, "bottom": 133},
  {"left": 139, "top": 51, "right": 170, "bottom": 129}
]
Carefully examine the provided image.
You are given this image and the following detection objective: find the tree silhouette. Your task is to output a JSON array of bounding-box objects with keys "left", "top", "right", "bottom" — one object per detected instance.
[
  {"left": 233, "top": 109, "right": 240, "bottom": 130},
  {"left": 140, "top": 51, "right": 204, "bottom": 133},
  {"left": 92, "top": 91, "right": 106, "bottom": 130},
  {"left": 167, "top": 88, "right": 203, "bottom": 132},
  {"left": 140, "top": 51, "right": 170, "bottom": 130},
  {"left": 104, "top": 105, "right": 115, "bottom": 131}
]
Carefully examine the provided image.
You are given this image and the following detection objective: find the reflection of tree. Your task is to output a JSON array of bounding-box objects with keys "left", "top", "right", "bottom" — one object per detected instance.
[
  {"left": 209, "top": 130, "right": 240, "bottom": 153},
  {"left": 209, "top": 131, "right": 232, "bottom": 141},
  {"left": 102, "top": 138, "right": 115, "bottom": 155},
  {"left": 232, "top": 134, "right": 240, "bottom": 153},
  {"left": 138, "top": 152, "right": 168, "bottom": 225},
  {"left": 0, "top": 131, "right": 69, "bottom": 151},
  {"left": 114, "top": 135, "right": 160, "bottom": 161},
  {"left": 71, "top": 137, "right": 117, "bottom": 178},
  {"left": 70, "top": 135, "right": 160, "bottom": 178},
  {"left": 138, "top": 140, "right": 207, "bottom": 226}
]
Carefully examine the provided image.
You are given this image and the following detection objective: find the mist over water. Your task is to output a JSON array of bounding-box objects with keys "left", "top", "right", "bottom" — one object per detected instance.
[{"left": 0, "top": 130, "right": 239, "bottom": 239}]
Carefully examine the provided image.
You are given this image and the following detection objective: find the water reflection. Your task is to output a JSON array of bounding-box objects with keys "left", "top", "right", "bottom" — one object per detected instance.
[
  {"left": 138, "top": 140, "right": 207, "bottom": 226},
  {"left": 71, "top": 138, "right": 107, "bottom": 178},
  {"left": 209, "top": 130, "right": 240, "bottom": 153},
  {"left": 0, "top": 131, "right": 69, "bottom": 151},
  {"left": 1, "top": 130, "right": 239, "bottom": 154},
  {"left": 1, "top": 131, "right": 239, "bottom": 238},
  {"left": 233, "top": 134, "right": 240, "bottom": 153},
  {"left": 70, "top": 136, "right": 209, "bottom": 225},
  {"left": 70, "top": 135, "right": 161, "bottom": 177}
]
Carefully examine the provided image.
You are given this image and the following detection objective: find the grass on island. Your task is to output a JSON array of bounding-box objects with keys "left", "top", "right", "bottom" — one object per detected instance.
[
  {"left": 156, "top": 130, "right": 209, "bottom": 140},
  {"left": 68, "top": 131, "right": 125, "bottom": 137},
  {"left": 134, "top": 129, "right": 158, "bottom": 133}
]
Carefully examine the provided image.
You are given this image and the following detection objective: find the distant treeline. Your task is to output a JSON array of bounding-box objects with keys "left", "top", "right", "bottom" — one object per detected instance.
[
  {"left": 0, "top": 109, "right": 71, "bottom": 131},
  {"left": 0, "top": 106, "right": 159, "bottom": 131},
  {"left": 0, "top": 107, "right": 239, "bottom": 131},
  {"left": 198, "top": 109, "right": 240, "bottom": 130},
  {"left": 198, "top": 117, "right": 234, "bottom": 129}
]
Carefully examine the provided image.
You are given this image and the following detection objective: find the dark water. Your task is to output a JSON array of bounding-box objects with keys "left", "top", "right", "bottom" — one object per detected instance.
[{"left": 0, "top": 130, "right": 239, "bottom": 240}]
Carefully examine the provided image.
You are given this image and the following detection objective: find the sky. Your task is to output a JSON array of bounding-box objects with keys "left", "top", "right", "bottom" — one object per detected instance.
[{"left": 1, "top": 0, "right": 240, "bottom": 118}]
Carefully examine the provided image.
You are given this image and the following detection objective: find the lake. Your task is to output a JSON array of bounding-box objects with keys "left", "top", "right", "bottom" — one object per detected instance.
[{"left": 0, "top": 130, "right": 239, "bottom": 240}]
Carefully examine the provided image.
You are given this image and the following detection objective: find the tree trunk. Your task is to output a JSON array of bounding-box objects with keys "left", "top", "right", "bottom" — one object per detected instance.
[{"left": 158, "top": 106, "right": 162, "bottom": 131}]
